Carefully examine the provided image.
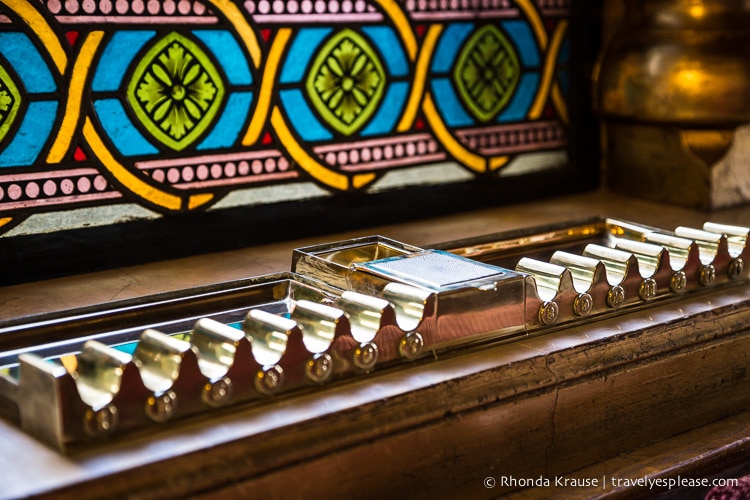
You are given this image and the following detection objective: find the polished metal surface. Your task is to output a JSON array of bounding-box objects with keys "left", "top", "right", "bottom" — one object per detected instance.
[
  {"left": 1, "top": 218, "right": 749, "bottom": 451},
  {"left": 597, "top": 0, "right": 750, "bottom": 125},
  {"left": 597, "top": 1, "right": 750, "bottom": 209}
]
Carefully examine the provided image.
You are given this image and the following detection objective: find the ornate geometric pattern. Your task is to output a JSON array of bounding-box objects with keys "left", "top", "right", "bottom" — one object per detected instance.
[
  {"left": 127, "top": 32, "right": 226, "bottom": 151},
  {"left": 0, "top": 0, "right": 574, "bottom": 237},
  {"left": 0, "top": 61, "right": 22, "bottom": 147},
  {"left": 306, "top": 29, "right": 385, "bottom": 136},
  {"left": 454, "top": 25, "right": 520, "bottom": 122}
]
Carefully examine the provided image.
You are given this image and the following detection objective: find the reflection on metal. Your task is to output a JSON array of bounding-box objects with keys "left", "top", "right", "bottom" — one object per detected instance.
[
  {"left": 1, "top": 218, "right": 749, "bottom": 451},
  {"left": 597, "top": 1, "right": 750, "bottom": 209}
]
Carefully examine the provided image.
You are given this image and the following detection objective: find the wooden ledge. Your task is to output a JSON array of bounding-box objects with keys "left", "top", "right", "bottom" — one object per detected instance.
[
  {"left": 3, "top": 190, "right": 750, "bottom": 499},
  {"left": 504, "top": 410, "right": 750, "bottom": 499},
  {"left": 4, "top": 281, "right": 749, "bottom": 499}
]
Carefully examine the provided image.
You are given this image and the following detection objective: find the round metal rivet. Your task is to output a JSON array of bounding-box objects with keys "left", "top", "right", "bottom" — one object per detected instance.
[
  {"left": 606, "top": 285, "right": 625, "bottom": 308},
  {"left": 638, "top": 278, "right": 657, "bottom": 301},
  {"left": 670, "top": 270, "right": 687, "bottom": 293},
  {"left": 353, "top": 342, "right": 378, "bottom": 371},
  {"left": 728, "top": 258, "right": 744, "bottom": 279},
  {"left": 146, "top": 390, "right": 177, "bottom": 423},
  {"left": 255, "top": 365, "right": 284, "bottom": 395},
  {"left": 699, "top": 265, "right": 716, "bottom": 286},
  {"left": 305, "top": 353, "right": 333, "bottom": 384},
  {"left": 399, "top": 331, "right": 424, "bottom": 360},
  {"left": 202, "top": 377, "right": 233, "bottom": 408},
  {"left": 573, "top": 293, "right": 593, "bottom": 317},
  {"left": 84, "top": 404, "right": 118, "bottom": 437},
  {"left": 538, "top": 301, "right": 558, "bottom": 325}
]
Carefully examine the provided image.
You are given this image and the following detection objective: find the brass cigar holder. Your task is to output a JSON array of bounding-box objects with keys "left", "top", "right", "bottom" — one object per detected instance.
[{"left": 1, "top": 218, "right": 748, "bottom": 451}]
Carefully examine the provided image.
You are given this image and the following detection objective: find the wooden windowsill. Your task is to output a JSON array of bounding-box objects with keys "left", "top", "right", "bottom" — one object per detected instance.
[{"left": 1, "top": 188, "right": 749, "bottom": 499}]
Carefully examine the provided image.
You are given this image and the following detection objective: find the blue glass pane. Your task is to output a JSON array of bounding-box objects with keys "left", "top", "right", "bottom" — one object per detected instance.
[
  {"left": 0, "top": 101, "right": 57, "bottom": 167},
  {"left": 197, "top": 92, "right": 254, "bottom": 150},
  {"left": 0, "top": 33, "right": 56, "bottom": 93},
  {"left": 431, "top": 23, "right": 473, "bottom": 74},
  {"left": 362, "top": 27, "right": 408, "bottom": 77},
  {"left": 501, "top": 20, "right": 539, "bottom": 68},
  {"left": 93, "top": 99, "right": 159, "bottom": 156},
  {"left": 92, "top": 31, "right": 156, "bottom": 92},
  {"left": 280, "top": 28, "right": 332, "bottom": 84},
  {"left": 431, "top": 78, "right": 473, "bottom": 127},
  {"left": 194, "top": 30, "right": 253, "bottom": 86},
  {"left": 361, "top": 82, "right": 409, "bottom": 136},
  {"left": 279, "top": 90, "right": 333, "bottom": 141},
  {"left": 497, "top": 73, "right": 539, "bottom": 122}
]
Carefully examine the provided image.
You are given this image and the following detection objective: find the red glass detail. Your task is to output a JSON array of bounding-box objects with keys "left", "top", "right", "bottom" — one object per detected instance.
[
  {"left": 66, "top": 31, "right": 79, "bottom": 46},
  {"left": 73, "top": 146, "right": 87, "bottom": 161}
]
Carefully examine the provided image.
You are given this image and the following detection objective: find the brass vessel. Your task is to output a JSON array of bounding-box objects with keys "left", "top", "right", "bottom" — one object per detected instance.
[{"left": 596, "top": 0, "right": 750, "bottom": 209}]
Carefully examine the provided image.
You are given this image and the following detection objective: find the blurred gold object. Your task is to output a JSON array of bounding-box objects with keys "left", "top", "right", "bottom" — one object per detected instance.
[{"left": 596, "top": 0, "right": 750, "bottom": 209}]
